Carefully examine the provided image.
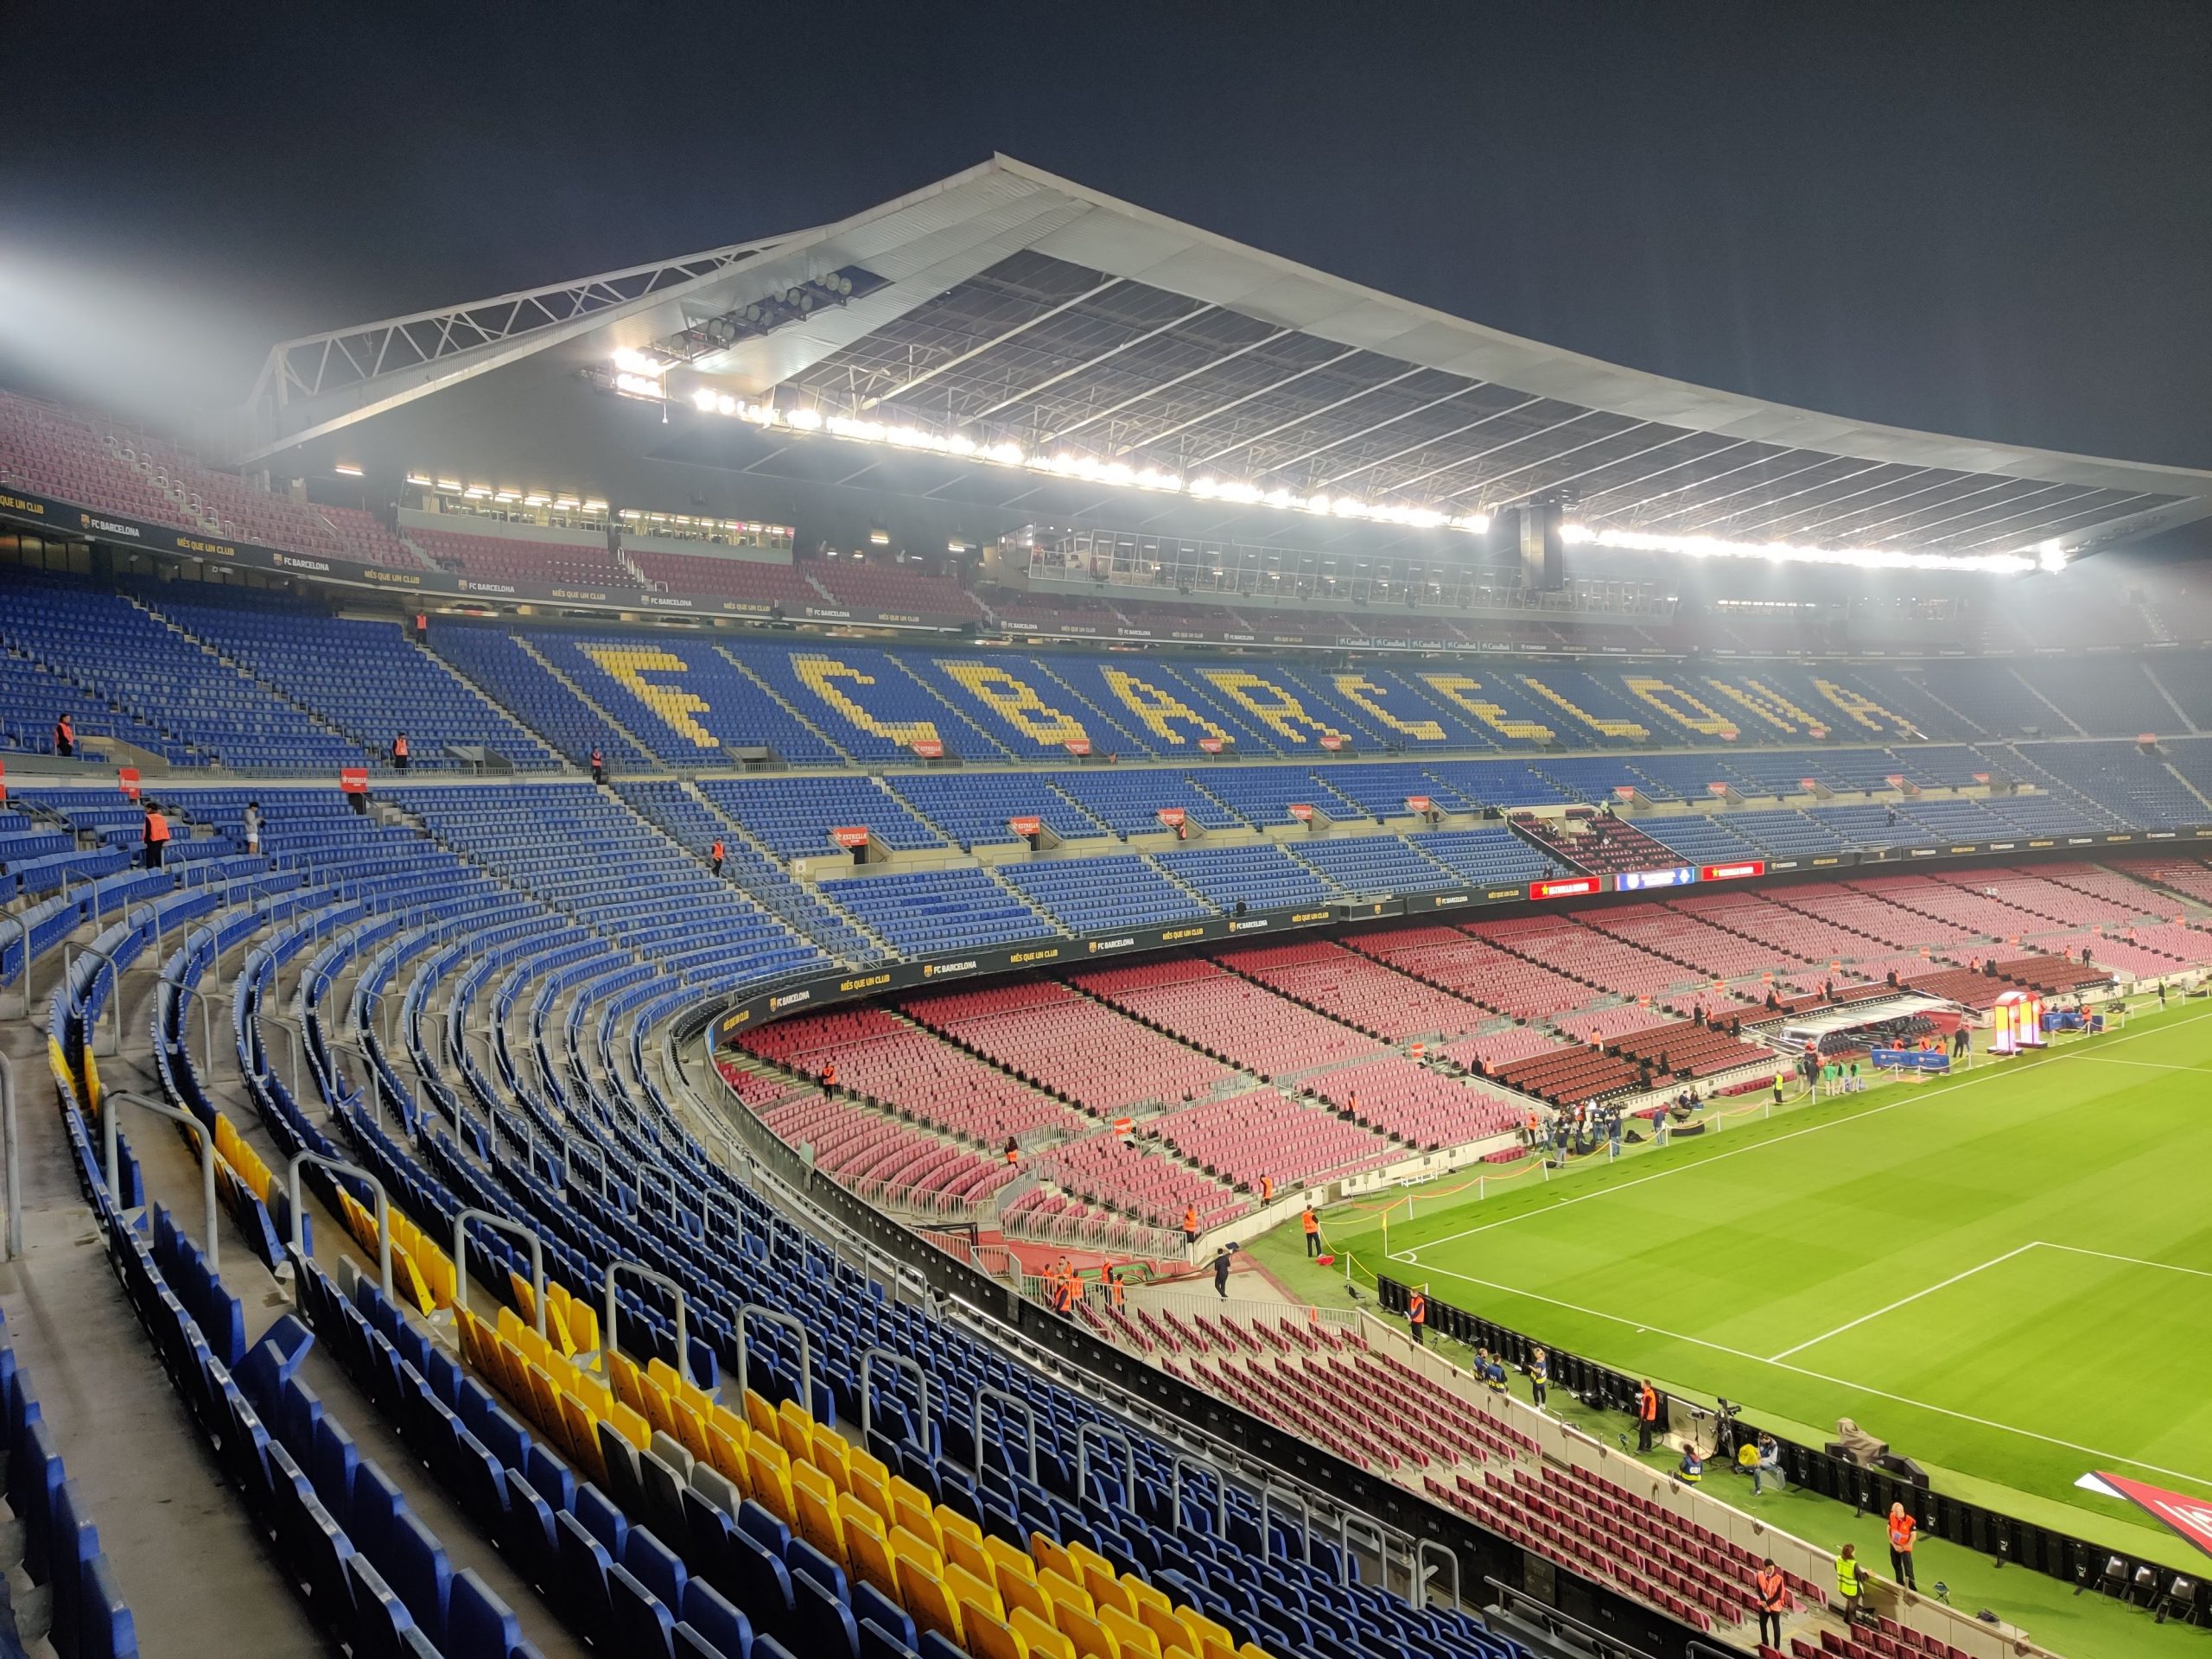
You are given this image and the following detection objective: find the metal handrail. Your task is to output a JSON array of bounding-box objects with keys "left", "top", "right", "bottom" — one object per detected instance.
[
  {"left": 185, "top": 922, "right": 224, "bottom": 993},
  {"left": 859, "top": 1347, "right": 931, "bottom": 1455},
  {"left": 972, "top": 1384, "right": 1039, "bottom": 1484},
  {"left": 1416, "top": 1537, "right": 1461, "bottom": 1611},
  {"left": 2, "top": 912, "right": 33, "bottom": 1020},
  {"left": 605, "top": 1260, "right": 693, "bottom": 1389},
  {"left": 1262, "top": 1479, "right": 1314, "bottom": 1565},
  {"left": 736, "top": 1303, "right": 812, "bottom": 1414},
  {"left": 452, "top": 1207, "right": 546, "bottom": 1338},
  {"left": 286, "top": 1150, "right": 393, "bottom": 1302},
  {"left": 103, "top": 1089, "right": 220, "bottom": 1272},
  {"left": 61, "top": 941, "right": 124, "bottom": 1058},
  {"left": 0, "top": 1055, "right": 20, "bottom": 1261},
  {"left": 1173, "top": 1448, "right": 1230, "bottom": 1537},
  {"left": 1077, "top": 1421, "right": 1135, "bottom": 1508}
]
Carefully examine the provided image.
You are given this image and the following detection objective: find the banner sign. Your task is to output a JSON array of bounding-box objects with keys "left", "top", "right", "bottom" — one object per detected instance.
[
  {"left": 1872, "top": 1048, "right": 1950, "bottom": 1071},
  {"left": 1319, "top": 734, "right": 1344, "bottom": 752},
  {"left": 1064, "top": 738, "right": 1091, "bottom": 756},
  {"left": 910, "top": 739, "right": 945, "bottom": 760},
  {"left": 1529, "top": 875, "right": 1603, "bottom": 900},
  {"left": 2080, "top": 1471, "right": 2212, "bottom": 1560},
  {"left": 1287, "top": 803, "right": 1315, "bottom": 823},
  {"left": 830, "top": 825, "right": 871, "bottom": 849},
  {"left": 1197, "top": 737, "right": 1227, "bottom": 754},
  {"left": 1699, "top": 860, "right": 1767, "bottom": 881},
  {"left": 1155, "top": 807, "right": 1186, "bottom": 829},
  {"left": 117, "top": 767, "right": 141, "bottom": 801},
  {"left": 1405, "top": 795, "right": 1433, "bottom": 813},
  {"left": 1616, "top": 866, "right": 1694, "bottom": 891},
  {"left": 339, "top": 767, "right": 369, "bottom": 795},
  {"left": 1007, "top": 817, "right": 1042, "bottom": 837}
]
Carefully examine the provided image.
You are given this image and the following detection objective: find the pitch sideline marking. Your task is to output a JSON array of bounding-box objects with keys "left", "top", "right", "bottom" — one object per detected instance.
[
  {"left": 1407, "top": 1256, "right": 2212, "bottom": 1495},
  {"left": 2036, "top": 1240, "right": 2212, "bottom": 1281},
  {"left": 1395, "top": 1005, "right": 2212, "bottom": 1257},
  {"left": 1764, "top": 1243, "right": 2041, "bottom": 1362}
]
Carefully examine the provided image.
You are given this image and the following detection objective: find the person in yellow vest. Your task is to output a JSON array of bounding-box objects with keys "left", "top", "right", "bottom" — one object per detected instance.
[
  {"left": 1753, "top": 1558, "right": 1787, "bottom": 1649},
  {"left": 1675, "top": 1444, "right": 1703, "bottom": 1485},
  {"left": 1886, "top": 1502, "right": 1919, "bottom": 1589},
  {"left": 1301, "top": 1205, "right": 1321, "bottom": 1258},
  {"left": 1635, "top": 1377, "right": 1660, "bottom": 1452},
  {"left": 1834, "top": 1542, "right": 1866, "bottom": 1625},
  {"left": 1407, "top": 1287, "right": 1427, "bottom": 1347}
]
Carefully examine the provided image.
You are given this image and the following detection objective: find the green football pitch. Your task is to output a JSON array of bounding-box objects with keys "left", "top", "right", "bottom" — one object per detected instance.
[{"left": 1314, "top": 1000, "right": 2212, "bottom": 1554}]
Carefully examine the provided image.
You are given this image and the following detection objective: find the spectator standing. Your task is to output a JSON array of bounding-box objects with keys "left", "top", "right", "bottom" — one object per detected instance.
[
  {"left": 1407, "top": 1286, "right": 1427, "bottom": 1347},
  {"left": 142, "top": 800, "right": 172, "bottom": 869},
  {"left": 1529, "top": 1346, "right": 1549, "bottom": 1409},
  {"left": 1635, "top": 1378, "right": 1660, "bottom": 1452},
  {"left": 590, "top": 747, "right": 606, "bottom": 785},
  {"left": 709, "top": 838, "right": 725, "bottom": 876},
  {"left": 53, "top": 713, "right": 73, "bottom": 758},
  {"left": 244, "top": 800, "right": 262, "bottom": 855},
  {"left": 1211, "top": 1245, "right": 1232, "bottom": 1300},
  {"left": 1886, "top": 1503, "right": 1919, "bottom": 1589},
  {"left": 1754, "top": 1559, "right": 1787, "bottom": 1649},
  {"left": 1834, "top": 1543, "right": 1866, "bottom": 1624},
  {"left": 391, "top": 732, "right": 410, "bottom": 772},
  {"left": 1301, "top": 1205, "right": 1321, "bottom": 1257}
]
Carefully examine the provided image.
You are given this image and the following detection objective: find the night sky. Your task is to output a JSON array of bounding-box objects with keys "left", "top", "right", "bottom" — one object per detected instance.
[{"left": 3, "top": 0, "right": 2207, "bottom": 470}]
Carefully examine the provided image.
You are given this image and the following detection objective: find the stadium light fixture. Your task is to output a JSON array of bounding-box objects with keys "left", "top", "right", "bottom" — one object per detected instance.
[
  {"left": 333, "top": 461, "right": 365, "bottom": 477},
  {"left": 1559, "top": 522, "right": 2040, "bottom": 575}
]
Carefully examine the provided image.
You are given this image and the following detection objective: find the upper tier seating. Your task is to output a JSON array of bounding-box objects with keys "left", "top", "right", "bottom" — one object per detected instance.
[
  {"left": 700, "top": 776, "right": 945, "bottom": 858},
  {"left": 994, "top": 855, "right": 1211, "bottom": 933},
  {"left": 534, "top": 633, "right": 846, "bottom": 765},
  {"left": 817, "top": 869, "right": 1052, "bottom": 956},
  {"left": 628, "top": 548, "right": 824, "bottom": 607},
  {"left": 1154, "top": 843, "right": 1338, "bottom": 910},
  {"left": 410, "top": 525, "right": 639, "bottom": 589}
]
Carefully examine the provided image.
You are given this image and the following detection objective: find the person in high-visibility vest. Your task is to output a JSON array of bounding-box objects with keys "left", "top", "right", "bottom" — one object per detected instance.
[
  {"left": 1675, "top": 1444, "right": 1703, "bottom": 1484},
  {"left": 1182, "top": 1206, "right": 1198, "bottom": 1249},
  {"left": 53, "top": 713, "right": 73, "bottom": 758},
  {"left": 1834, "top": 1542, "right": 1865, "bottom": 1624},
  {"left": 1886, "top": 1502, "right": 1919, "bottom": 1589},
  {"left": 1258, "top": 1173, "right": 1274, "bottom": 1204},
  {"left": 1004, "top": 1137, "right": 1020, "bottom": 1167},
  {"left": 1529, "top": 1345, "right": 1549, "bottom": 1409},
  {"left": 142, "top": 801, "right": 172, "bottom": 870},
  {"left": 821, "top": 1060, "right": 838, "bottom": 1089},
  {"left": 1635, "top": 1378, "right": 1661, "bottom": 1452},
  {"left": 391, "top": 732, "right": 410, "bottom": 771},
  {"left": 1107, "top": 1273, "right": 1126, "bottom": 1310},
  {"left": 1754, "top": 1558, "right": 1787, "bottom": 1649},
  {"left": 709, "top": 838, "right": 725, "bottom": 876},
  {"left": 590, "top": 747, "right": 606, "bottom": 785},
  {"left": 1407, "top": 1287, "right": 1427, "bottom": 1346},
  {"left": 1301, "top": 1205, "right": 1321, "bottom": 1258},
  {"left": 1523, "top": 1109, "right": 1539, "bottom": 1147}
]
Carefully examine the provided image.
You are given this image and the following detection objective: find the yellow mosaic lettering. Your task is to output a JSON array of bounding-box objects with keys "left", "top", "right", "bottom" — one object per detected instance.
[
  {"left": 1101, "top": 668, "right": 1232, "bottom": 747},
  {"left": 1332, "top": 674, "right": 1445, "bottom": 741},
  {"left": 1814, "top": 677, "right": 1916, "bottom": 736},
  {"left": 1705, "top": 676, "right": 1816, "bottom": 734},
  {"left": 938, "top": 660, "right": 1088, "bottom": 747},
  {"left": 582, "top": 645, "right": 717, "bottom": 747},
  {"left": 1519, "top": 675, "right": 1648, "bottom": 741},
  {"left": 1418, "top": 674, "right": 1552, "bottom": 743},
  {"left": 1200, "top": 670, "right": 1343, "bottom": 745},
  {"left": 794, "top": 657, "right": 941, "bottom": 744},
  {"left": 1624, "top": 676, "right": 1736, "bottom": 738}
]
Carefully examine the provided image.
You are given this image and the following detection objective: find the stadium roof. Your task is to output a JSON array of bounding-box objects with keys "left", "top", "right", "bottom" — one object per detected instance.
[{"left": 239, "top": 156, "right": 2212, "bottom": 564}]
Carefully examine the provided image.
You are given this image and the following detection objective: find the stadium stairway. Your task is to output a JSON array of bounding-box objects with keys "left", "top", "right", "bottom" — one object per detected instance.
[
  {"left": 712, "top": 645, "right": 855, "bottom": 766},
  {"left": 507, "top": 636, "right": 665, "bottom": 769}
]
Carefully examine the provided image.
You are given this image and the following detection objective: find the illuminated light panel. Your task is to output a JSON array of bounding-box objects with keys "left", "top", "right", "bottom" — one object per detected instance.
[
  {"left": 683, "top": 393, "right": 1492, "bottom": 534},
  {"left": 1560, "top": 524, "right": 2039, "bottom": 575}
]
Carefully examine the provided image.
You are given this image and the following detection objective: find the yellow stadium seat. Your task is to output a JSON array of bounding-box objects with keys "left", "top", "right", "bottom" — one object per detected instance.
[
  {"left": 963, "top": 1607, "right": 1028, "bottom": 1659},
  {"left": 609, "top": 1400, "right": 651, "bottom": 1453},
  {"left": 896, "top": 1557, "right": 963, "bottom": 1647},
  {"left": 848, "top": 1446, "right": 891, "bottom": 1493},
  {"left": 996, "top": 1564, "right": 1052, "bottom": 1626},
  {"left": 1136, "top": 1600, "right": 1186, "bottom": 1656},
  {"left": 1032, "top": 1535, "right": 1078, "bottom": 1586},
  {"left": 844, "top": 1516, "right": 899, "bottom": 1600},
  {"left": 848, "top": 1465, "right": 892, "bottom": 1527},
  {"left": 1039, "top": 1567, "right": 1093, "bottom": 1618},
  {"left": 1014, "top": 1606, "right": 1076, "bottom": 1659},
  {"left": 746, "top": 1446, "right": 795, "bottom": 1527},
  {"left": 889, "top": 1526, "right": 944, "bottom": 1582},
  {"left": 1101, "top": 1605, "right": 1160, "bottom": 1659},
  {"left": 777, "top": 1399, "right": 816, "bottom": 1464},
  {"left": 890, "top": 1479, "right": 940, "bottom": 1551},
  {"left": 941, "top": 1518, "right": 992, "bottom": 1585},
  {"left": 1053, "top": 1600, "right": 1120, "bottom": 1659},
  {"left": 743, "top": 1389, "right": 780, "bottom": 1439},
  {"left": 947, "top": 1562, "right": 1004, "bottom": 1624},
  {"left": 793, "top": 1480, "right": 844, "bottom": 1567}
]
